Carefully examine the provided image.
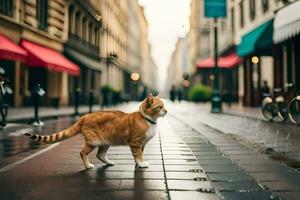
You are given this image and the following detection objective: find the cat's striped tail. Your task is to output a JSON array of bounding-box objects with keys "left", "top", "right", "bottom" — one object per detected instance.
[{"left": 24, "top": 118, "right": 83, "bottom": 143}]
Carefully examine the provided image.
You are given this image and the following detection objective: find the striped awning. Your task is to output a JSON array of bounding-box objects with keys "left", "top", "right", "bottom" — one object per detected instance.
[{"left": 274, "top": 1, "right": 300, "bottom": 43}]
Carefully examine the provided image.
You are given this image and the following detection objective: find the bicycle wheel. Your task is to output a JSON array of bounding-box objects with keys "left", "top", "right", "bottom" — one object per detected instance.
[
  {"left": 262, "top": 98, "right": 277, "bottom": 121},
  {"left": 288, "top": 97, "right": 300, "bottom": 125},
  {"left": 276, "top": 100, "right": 288, "bottom": 122}
]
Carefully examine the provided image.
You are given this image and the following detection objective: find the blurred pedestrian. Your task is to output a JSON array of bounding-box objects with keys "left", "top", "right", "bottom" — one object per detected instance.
[
  {"left": 261, "top": 80, "right": 270, "bottom": 97},
  {"left": 177, "top": 87, "right": 183, "bottom": 102},
  {"left": 169, "top": 85, "right": 176, "bottom": 102}
]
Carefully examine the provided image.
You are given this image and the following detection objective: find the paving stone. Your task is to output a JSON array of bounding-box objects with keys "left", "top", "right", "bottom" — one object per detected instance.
[
  {"left": 109, "top": 159, "right": 162, "bottom": 165},
  {"left": 108, "top": 155, "right": 162, "bottom": 160},
  {"left": 164, "top": 165, "right": 204, "bottom": 172},
  {"left": 195, "top": 155, "right": 226, "bottom": 160},
  {"left": 167, "top": 180, "right": 213, "bottom": 191},
  {"left": 119, "top": 180, "right": 166, "bottom": 190},
  {"left": 240, "top": 164, "right": 292, "bottom": 173},
  {"left": 212, "top": 180, "right": 262, "bottom": 192},
  {"left": 169, "top": 191, "right": 219, "bottom": 200},
  {"left": 261, "top": 181, "right": 300, "bottom": 191},
  {"left": 24, "top": 190, "right": 168, "bottom": 200},
  {"left": 222, "top": 150, "right": 259, "bottom": 155},
  {"left": 162, "top": 150, "right": 193, "bottom": 155},
  {"left": 207, "top": 172, "right": 251, "bottom": 182},
  {"left": 218, "top": 191, "right": 272, "bottom": 200},
  {"left": 197, "top": 159, "right": 233, "bottom": 165},
  {"left": 249, "top": 172, "right": 286, "bottom": 182},
  {"left": 87, "top": 171, "right": 165, "bottom": 180},
  {"left": 201, "top": 165, "right": 241, "bottom": 173},
  {"left": 163, "top": 154, "right": 196, "bottom": 160},
  {"left": 166, "top": 172, "right": 207, "bottom": 180},
  {"left": 278, "top": 191, "right": 300, "bottom": 200},
  {"left": 193, "top": 152, "right": 222, "bottom": 156},
  {"left": 235, "top": 159, "right": 277, "bottom": 165},
  {"left": 164, "top": 159, "right": 199, "bottom": 165}
]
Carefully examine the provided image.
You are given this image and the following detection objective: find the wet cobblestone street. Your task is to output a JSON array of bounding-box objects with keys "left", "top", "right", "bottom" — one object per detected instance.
[{"left": 0, "top": 102, "right": 299, "bottom": 199}]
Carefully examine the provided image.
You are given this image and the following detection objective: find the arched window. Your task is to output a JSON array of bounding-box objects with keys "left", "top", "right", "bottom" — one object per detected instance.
[
  {"left": 94, "top": 26, "right": 99, "bottom": 46},
  {"left": 37, "top": 0, "right": 48, "bottom": 30},
  {"left": 68, "top": 4, "right": 75, "bottom": 33},
  {"left": 88, "top": 22, "right": 93, "bottom": 44},
  {"left": 74, "top": 11, "right": 81, "bottom": 36},
  {"left": 82, "top": 17, "right": 87, "bottom": 40},
  {"left": 0, "top": 0, "right": 13, "bottom": 16}
]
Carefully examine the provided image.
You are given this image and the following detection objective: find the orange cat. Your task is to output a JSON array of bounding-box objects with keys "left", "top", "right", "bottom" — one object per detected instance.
[{"left": 25, "top": 94, "right": 167, "bottom": 169}]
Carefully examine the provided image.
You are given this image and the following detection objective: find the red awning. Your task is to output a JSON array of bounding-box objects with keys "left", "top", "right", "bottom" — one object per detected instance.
[
  {"left": 0, "top": 33, "right": 27, "bottom": 62},
  {"left": 196, "top": 52, "right": 240, "bottom": 69},
  {"left": 20, "top": 40, "right": 80, "bottom": 76}
]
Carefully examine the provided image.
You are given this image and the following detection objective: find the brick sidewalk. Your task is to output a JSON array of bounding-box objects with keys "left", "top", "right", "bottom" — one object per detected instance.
[
  {"left": 0, "top": 115, "right": 219, "bottom": 200},
  {"left": 169, "top": 103, "right": 300, "bottom": 200},
  {"left": 0, "top": 102, "right": 299, "bottom": 199}
]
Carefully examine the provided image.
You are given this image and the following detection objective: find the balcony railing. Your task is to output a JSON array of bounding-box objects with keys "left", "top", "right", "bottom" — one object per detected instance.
[{"left": 66, "top": 33, "right": 99, "bottom": 59}]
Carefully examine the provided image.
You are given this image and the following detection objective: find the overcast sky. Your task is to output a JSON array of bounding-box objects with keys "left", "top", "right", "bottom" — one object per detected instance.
[{"left": 138, "top": 0, "right": 191, "bottom": 90}]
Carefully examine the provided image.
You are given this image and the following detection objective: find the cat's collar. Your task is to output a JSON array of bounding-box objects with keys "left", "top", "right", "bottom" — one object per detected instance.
[{"left": 139, "top": 110, "right": 157, "bottom": 125}]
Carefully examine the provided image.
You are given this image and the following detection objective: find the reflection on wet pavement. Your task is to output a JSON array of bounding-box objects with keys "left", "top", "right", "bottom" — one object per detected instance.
[{"left": 0, "top": 117, "right": 75, "bottom": 160}]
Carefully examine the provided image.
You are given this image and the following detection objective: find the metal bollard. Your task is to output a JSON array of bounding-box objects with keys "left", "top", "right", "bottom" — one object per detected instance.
[
  {"left": 74, "top": 88, "right": 81, "bottom": 117},
  {"left": 32, "top": 84, "right": 45, "bottom": 126},
  {"left": 89, "top": 90, "right": 94, "bottom": 113},
  {"left": 0, "top": 81, "right": 6, "bottom": 127}
]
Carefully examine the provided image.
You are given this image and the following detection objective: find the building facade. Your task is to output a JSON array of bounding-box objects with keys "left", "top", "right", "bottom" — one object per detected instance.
[
  {"left": 0, "top": 0, "right": 80, "bottom": 107},
  {"left": 0, "top": 0, "right": 158, "bottom": 108},
  {"left": 166, "top": 36, "right": 189, "bottom": 92},
  {"left": 188, "top": 0, "right": 239, "bottom": 102},
  {"left": 64, "top": 0, "right": 102, "bottom": 104},
  {"left": 187, "top": 0, "right": 299, "bottom": 107},
  {"left": 234, "top": 0, "right": 297, "bottom": 106}
]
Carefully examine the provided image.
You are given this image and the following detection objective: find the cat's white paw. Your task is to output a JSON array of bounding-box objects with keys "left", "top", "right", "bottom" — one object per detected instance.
[
  {"left": 98, "top": 156, "right": 115, "bottom": 166},
  {"left": 137, "top": 161, "right": 149, "bottom": 168},
  {"left": 103, "top": 159, "right": 115, "bottom": 166},
  {"left": 85, "top": 163, "right": 94, "bottom": 169}
]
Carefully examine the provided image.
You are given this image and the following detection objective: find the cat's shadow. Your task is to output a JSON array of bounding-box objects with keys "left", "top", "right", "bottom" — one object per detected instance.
[{"left": 95, "top": 164, "right": 147, "bottom": 191}]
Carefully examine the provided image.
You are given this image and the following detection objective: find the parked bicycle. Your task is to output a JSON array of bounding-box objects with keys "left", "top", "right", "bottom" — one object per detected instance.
[{"left": 261, "top": 83, "right": 300, "bottom": 125}]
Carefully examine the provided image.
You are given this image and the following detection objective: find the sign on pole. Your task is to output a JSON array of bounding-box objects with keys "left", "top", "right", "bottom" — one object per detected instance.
[{"left": 204, "top": 0, "right": 227, "bottom": 18}]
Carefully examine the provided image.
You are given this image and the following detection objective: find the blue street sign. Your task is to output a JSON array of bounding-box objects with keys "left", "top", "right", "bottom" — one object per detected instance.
[{"left": 204, "top": 0, "right": 227, "bottom": 18}]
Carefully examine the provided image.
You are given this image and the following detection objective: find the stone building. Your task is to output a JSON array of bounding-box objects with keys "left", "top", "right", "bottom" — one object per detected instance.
[
  {"left": 138, "top": 5, "right": 150, "bottom": 89},
  {"left": 89, "top": 0, "right": 128, "bottom": 92},
  {"left": 0, "top": 0, "right": 80, "bottom": 107},
  {"left": 64, "top": 0, "right": 102, "bottom": 104},
  {"left": 0, "top": 0, "right": 156, "bottom": 107},
  {"left": 166, "top": 36, "right": 189, "bottom": 93}
]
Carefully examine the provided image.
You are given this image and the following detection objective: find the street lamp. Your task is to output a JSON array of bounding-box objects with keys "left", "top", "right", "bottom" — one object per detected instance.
[
  {"left": 251, "top": 56, "right": 259, "bottom": 64},
  {"left": 130, "top": 72, "right": 140, "bottom": 82},
  {"left": 204, "top": 0, "right": 227, "bottom": 113},
  {"left": 130, "top": 72, "right": 140, "bottom": 101}
]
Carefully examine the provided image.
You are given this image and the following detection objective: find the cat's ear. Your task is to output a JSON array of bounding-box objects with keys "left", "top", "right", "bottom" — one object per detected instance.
[{"left": 147, "top": 93, "right": 154, "bottom": 106}]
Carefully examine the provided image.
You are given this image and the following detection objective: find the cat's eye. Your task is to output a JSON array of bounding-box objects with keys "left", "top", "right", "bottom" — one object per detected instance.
[{"left": 153, "top": 106, "right": 162, "bottom": 111}]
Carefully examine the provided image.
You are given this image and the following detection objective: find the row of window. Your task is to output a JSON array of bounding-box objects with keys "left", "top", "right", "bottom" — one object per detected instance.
[
  {"left": 0, "top": 0, "right": 48, "bottom": 30},
  {"left": 239, "top": 0, "right": 269, "bottom": 28},
  {"left": 69, "top": 4, "right": 100, "bottom": 47},
  {"left": 0, "top": 0, "right": 13, "bottom": 16}
]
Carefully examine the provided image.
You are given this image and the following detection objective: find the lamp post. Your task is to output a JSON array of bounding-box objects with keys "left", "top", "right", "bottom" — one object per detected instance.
[
  {"left": 204, "top": 0, "right": 227, "bottom": 113},
  {"left": 211, "top": 18, "right": 222, "bottom": 113},
  {"left": 130, "top": 72, "right": 140, "bottom": 101}
]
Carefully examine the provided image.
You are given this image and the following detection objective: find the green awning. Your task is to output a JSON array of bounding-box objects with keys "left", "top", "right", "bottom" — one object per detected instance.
[{"left": 237, "top": 19, "right": 273, "bottom": 57}]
